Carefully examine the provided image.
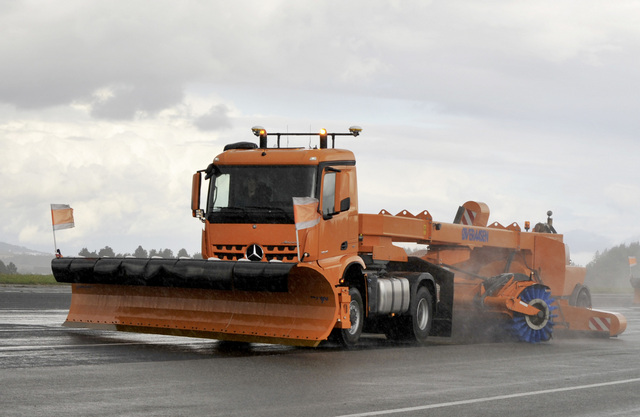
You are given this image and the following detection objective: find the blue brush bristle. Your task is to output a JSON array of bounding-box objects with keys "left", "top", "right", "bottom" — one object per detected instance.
[{"left": 509, "top": 285, "right": 556, "bottom": 343}]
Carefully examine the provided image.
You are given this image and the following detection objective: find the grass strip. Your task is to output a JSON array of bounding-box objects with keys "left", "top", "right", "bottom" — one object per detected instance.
[{"left": 0, "top": 274, "right": 66, "bottom": 285}]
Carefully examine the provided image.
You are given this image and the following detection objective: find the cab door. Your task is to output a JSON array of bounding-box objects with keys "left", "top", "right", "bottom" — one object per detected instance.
[{"left": 317, "top": 165, "right": 357, "bottom": 260}]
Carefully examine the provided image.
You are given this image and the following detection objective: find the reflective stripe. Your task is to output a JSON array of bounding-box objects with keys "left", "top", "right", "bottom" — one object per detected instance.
[
  {"left": 588, "top": 317, "right": 611, "bottom": 331},
  {"left": 461, "top": 209, "right": 476, "bottom": 225}
]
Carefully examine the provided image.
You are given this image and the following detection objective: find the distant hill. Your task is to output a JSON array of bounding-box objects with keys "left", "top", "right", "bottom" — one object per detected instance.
[
  {"left": 0, "top": 242, "right": 50, "bottom": 256},
  {"left": 0, "top": 242, "right": 53, "bottom": 274}
]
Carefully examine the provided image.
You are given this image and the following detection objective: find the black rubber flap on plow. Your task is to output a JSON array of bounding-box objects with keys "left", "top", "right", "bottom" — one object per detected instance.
[{"left": 52, "top": 257, "right": 294, "bottom": 292}]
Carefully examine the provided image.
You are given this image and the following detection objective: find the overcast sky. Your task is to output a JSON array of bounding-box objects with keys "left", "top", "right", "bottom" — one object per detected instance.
[{"left": 2, "top": 1, "right": 640, "bottom": 265}]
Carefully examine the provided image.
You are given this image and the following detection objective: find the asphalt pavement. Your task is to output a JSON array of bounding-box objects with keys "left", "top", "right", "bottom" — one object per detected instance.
[{"left": 1, "top": 285, "right": 639, "bottom": 417}]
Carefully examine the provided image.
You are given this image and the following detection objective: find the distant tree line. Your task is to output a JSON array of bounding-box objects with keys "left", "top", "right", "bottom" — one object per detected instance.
[
  {"left": 585, "top": 242, "right": 640, "bottom": 290},
  {"left": 0, "top": 260, "right": 18, "bottom": 274},
  {"left": 78, "top": 245, "right": 202, "bottom": 259}
]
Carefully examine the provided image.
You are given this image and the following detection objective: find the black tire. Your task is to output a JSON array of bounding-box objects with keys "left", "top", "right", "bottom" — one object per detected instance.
[
  {"left": 575, "top": 288, "right": 592, "bottom": 308},
  {"left": 408, "top": 286, "right": 433, "bottom": 343},
  {"left": 569, "top": 285, "right": 592, "bottom": 308},
  {"left": 331, "top": 287, "right": 364, "bottom": 348},
  {"left": 384, "top": 286, "right": 433, "bottom": 344}
]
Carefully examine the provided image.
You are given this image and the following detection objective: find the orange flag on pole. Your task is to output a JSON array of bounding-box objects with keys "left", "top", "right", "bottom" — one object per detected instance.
[
  {"left": 51, "top": 204, "right": 75, "bottom": 230},
  {"left": 292, "top": 197, "right": 320, "bottom": 231},
  {"left": 292, "top": 197, "right": 320, "bottom": 261},
  {"left": 629, "top": 256, "right": 637, "bottom": 267}
]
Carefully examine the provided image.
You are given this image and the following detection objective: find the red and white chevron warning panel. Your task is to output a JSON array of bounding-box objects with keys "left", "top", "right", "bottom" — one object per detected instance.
[
  {"left": 461, "top": 209, "right": 477, "bottom": 226},
  {"left": 589, "top": 317, "right": 611, "bottom": 332}
]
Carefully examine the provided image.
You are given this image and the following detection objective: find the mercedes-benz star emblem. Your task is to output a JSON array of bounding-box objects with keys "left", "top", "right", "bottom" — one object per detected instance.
[{"left": 246, "top": 244, "right": 264, "bottom": 261}]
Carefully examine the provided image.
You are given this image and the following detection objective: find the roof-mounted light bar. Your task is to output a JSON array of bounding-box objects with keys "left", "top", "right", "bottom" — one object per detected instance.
[
  {"left": 250, "top": 126, "right": 362, "bottom": 149},
  {"left": 251, "top": 126, "right": 268, "bottom": 148},
  {"left": 349, "top": 126, "right": 362, "bottom": 136}
]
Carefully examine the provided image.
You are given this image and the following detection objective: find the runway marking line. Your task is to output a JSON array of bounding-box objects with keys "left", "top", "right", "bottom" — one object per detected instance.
[{"left": 335, "top": 377, "right": 640, "bottom": 417}]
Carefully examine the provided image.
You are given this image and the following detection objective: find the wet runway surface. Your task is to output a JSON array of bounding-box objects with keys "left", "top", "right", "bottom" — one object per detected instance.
[{"left": 2, "top": 285, "right": 639, "bottom": 416}]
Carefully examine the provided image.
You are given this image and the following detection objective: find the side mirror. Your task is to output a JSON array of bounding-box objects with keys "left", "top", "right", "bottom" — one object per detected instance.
[
  {"left": 340, "top": 197, "right": 350, "bottom": 212},
  {"left": 191, "top": 172, "right": 204, "bottom": 221},
  {"left": 324, "top": 197, "right": 351, "bottom": 220}
]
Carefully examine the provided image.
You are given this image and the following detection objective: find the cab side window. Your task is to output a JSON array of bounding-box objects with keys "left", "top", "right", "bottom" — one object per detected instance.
[{"left": 322, "top": 172, "right": 336, "bottom": 216}]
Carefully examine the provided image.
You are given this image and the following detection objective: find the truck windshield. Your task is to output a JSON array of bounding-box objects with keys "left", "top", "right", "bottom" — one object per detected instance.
[{"left": 206, "top": 165, "right": 317, "bottom": 224}]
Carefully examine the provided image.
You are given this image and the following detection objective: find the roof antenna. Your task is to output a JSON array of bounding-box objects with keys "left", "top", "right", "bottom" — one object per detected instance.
[{"left": 547, "top": 210, "right": 557, "bottom": 234}]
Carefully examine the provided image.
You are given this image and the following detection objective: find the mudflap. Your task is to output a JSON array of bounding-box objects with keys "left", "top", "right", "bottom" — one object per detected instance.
[
  {"left": 553, "top": 303, "right": 627, "bottom": 338},
  {"left": 52, "top": 258, "right": 339, "bottom": 347}
]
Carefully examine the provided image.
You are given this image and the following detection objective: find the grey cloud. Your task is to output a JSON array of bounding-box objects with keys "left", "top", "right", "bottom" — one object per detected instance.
[
  {"left": 194, "top": 104, "right": 232, "bottom": 131},
  {"left": 89, "top": 83, "right": 184, "bottom": 120},
  {"left": 0, "top": 2, "right": 212, "bottom": 117},
  {"left": 1, "top": 0, "right": 640, "bottom": 133},
  {"left": 0, "top": 2, "right": 396, "bottom": 117}
]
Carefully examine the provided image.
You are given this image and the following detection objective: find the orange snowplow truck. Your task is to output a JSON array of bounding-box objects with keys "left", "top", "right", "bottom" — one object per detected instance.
[{"left": 52, "top": 127, "right": 626, "bottom": 346}]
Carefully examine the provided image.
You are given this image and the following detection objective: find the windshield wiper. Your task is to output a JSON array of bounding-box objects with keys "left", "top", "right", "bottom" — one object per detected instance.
[{"left": 217, "top": 206, "right": 247, "bottom": 212}]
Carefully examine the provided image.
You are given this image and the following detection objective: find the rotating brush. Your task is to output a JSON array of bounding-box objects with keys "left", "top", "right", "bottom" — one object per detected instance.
[{"left": 510, "top": 285, "right": 558, "bottom": 343}]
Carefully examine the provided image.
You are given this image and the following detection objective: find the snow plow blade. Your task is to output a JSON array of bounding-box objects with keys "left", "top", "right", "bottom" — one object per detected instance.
[{"left": 51, "top": 258, "right": 341, "bottom": 347}]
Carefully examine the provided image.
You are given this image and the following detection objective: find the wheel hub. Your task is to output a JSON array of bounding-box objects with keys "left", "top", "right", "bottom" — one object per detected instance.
[
  {"left": 416, "top": 298, "right": 429, "bottom": 330},
  {"left": 510, "top": 285, "right": 557, "bottom": 343},
  {"left": 524, "top": 298, "right": 550, "bottom": 330},
  {"left": 347, "top": 300, "right": 361, "bottom": 335}
]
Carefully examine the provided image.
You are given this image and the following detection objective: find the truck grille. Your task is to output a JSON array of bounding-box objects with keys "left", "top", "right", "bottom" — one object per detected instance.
[{"left": 212, "top": 244, "right": 298, "bottom": 262}]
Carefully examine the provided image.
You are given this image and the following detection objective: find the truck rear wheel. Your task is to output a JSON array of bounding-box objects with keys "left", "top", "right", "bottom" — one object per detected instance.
[
  {"left": 384, "top": 286, "right": 432, "bottom": 344},
  {"left": 330, "top": 287, "right": 364, "bottom": 348},
  {"left": 412, "top": 287, "right": 432, "bottom": 343}
]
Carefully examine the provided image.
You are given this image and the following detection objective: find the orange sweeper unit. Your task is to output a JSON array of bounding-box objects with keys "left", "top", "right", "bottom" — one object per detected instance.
[{"left": 52, "top": 127, "right": 626, "bottom": 346}]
